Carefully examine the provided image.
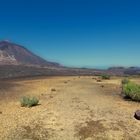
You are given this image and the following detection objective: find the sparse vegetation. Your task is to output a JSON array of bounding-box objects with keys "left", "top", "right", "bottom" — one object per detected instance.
[
  {"left": 122, "top": 81, "right": 140, "bottom": 101},
  {"left": 101, "top": 74, "right": 111, "bottom": 80},
  {"left": 121, "top": 78, "right": 130, "bottom": 85},
  {"left": 20, "top": 96, "right": 39, "bottom": 107}
]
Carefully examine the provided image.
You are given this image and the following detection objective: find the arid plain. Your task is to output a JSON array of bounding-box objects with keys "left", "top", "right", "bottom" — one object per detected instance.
[{"left": 0, "top": 76, "right": 140, "bottom": 140}]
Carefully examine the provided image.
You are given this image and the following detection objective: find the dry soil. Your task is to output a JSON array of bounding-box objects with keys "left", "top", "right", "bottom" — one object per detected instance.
[{"left": 0, "top": 76, "right": 140, "bottom": 140}]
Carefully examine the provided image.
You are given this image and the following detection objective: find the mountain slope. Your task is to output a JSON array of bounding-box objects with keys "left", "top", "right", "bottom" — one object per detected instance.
[{"left": 0, "top": 40, "right": 60, "bottom": 67}]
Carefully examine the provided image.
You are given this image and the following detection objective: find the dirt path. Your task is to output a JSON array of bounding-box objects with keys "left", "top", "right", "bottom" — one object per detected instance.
[{"left": 0, "top": 76, "right": 140, "bottom": 140}]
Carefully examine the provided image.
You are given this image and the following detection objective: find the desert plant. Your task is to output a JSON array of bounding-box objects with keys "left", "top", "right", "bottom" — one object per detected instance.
[
  {"left": 122, "top": 82, "right": 140, "bottom": 101},
  {"left": 20, "top": 96, "right": 39, "bottom": 107},
  {"left": 101, "top": 74, "right": 111, "bottom": 80},
  {"left": 121, "top": 78, "right": 130, "bottom": 85}
]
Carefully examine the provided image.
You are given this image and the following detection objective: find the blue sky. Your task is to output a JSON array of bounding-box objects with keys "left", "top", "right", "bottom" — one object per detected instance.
[{"left": 0, "top": 0, "right": 140, "bottom": 68}]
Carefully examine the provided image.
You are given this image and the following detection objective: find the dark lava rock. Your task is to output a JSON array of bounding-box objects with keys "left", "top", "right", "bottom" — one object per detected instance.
[{"left": 134, "top": 110, "right": 140, "bottom": 120}]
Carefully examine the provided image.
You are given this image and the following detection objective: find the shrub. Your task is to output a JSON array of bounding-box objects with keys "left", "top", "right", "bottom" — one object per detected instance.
[
  {"left": 122, "top": 82, "right": 140, "bottom": 101},
  {"left": 20, "top": 96, "right": 39, "bottom": 107},
  {"left": 121, "top": 78, "right": 129, "bottom": 85},
  {"left": 101, "top": 74, "right": 111, "bottom": 80}
]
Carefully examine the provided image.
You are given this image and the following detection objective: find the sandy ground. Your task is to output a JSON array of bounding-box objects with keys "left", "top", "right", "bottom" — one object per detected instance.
[{"left": 0, "top": 76, "right": 140, "bottom": 140}]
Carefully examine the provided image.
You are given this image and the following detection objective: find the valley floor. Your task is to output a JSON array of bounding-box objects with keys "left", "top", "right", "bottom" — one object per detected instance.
[{"left": 0, "top": 76, "right": 140, "bottom": 140}]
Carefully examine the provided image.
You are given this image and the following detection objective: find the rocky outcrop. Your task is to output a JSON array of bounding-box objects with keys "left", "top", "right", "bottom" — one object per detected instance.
[{"left": 134, "top": 110, "right": 140, "bottom": 120}]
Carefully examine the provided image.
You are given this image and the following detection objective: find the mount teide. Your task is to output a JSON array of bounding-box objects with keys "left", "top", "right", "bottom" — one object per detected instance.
[
  {"left": 0, "top": 40, "right": 99, "bottom": 79},
  {"left": 0, "top": 40, "right": 60, "bottom": 67}
]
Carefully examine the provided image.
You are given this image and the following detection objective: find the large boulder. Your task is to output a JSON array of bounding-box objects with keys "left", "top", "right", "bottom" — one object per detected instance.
[{"left": 134, "top": 110, "right": 140, "bottom": 120}]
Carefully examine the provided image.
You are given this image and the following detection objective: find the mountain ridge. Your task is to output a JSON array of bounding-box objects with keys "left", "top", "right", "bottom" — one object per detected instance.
[
  {"left": 0, "top": 40, "right": 140, "bottom": 79},
  {"left": 0, "top": 40, "right": 61, "bottom": 67}
]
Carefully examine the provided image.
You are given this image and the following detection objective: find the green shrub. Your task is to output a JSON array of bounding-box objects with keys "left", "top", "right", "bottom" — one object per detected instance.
[
  {"left": 121, "top": 78, "right": 129, "bottom": 85},
  {"left": 122, "top": 82, "right": 140, "bottom": 101},
  {"left": 20, "top": 96, "right": 39, "bottom": 107},
  {"left": 101, "top": 74, "right": 111, "bottom": 80}
]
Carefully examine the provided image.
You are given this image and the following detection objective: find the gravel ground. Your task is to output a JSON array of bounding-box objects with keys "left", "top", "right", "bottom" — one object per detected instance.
[{"left": 0, "top": 76, "right": 140, "bottom": 140}]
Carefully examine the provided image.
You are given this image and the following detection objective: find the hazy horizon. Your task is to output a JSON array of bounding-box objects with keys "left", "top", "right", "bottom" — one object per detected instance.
[{"left": 0, "top": 0, "right": 140, "bottom": 68}]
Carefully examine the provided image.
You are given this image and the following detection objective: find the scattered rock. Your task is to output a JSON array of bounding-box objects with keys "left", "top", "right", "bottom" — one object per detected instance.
[
  {"left": 50, "top": 95, "right": 53, "bottom": 98},
  {"left": 64, "top": 81, "right": 67, "bottom": 84},
  {"left": 60, "top": 128, "right": 64, "bottom": 131},
  {"left": 134, "top": 110, "right": 140, "bottom": 120},
  {"left": 101, "top": 85, "right": 104, "bottom": 88},
  {"left": 97, "top": 79, "right": 102, "bottom": 82},
  {"left": 41, "top": 93, "right": 45, "bottom": 96},
  {"left": 0, "top": 111, "right": 2, "bottom": 114},
  {"left": 92, "top": 78, "right": 96, "bottom": 80},
  {"left": 51, "top": 88, "right": 56, "bottom": 92}
]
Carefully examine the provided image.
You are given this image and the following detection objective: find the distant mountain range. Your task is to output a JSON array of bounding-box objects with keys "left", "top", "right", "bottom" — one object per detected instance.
[
  {"left": 108, "top": 67, "right": 140, "bottom": 75},
  {"left": 0, "top": 40, "right": 140, "bottom": 79}
]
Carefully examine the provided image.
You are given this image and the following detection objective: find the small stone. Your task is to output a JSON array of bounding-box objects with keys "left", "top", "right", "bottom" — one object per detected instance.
[
  {"left": 60, "top": 128, "right": 64, "bottom": 131},
  {"left": 101, "top": 85, "right": 104, "bottom": 88},
  {"left": 51, "top": 88, "right": 56, "bottom": 92},
  {"left": 97, "top": 79, "right": 102, "bottom": 82},
  {"left": 50, "top": 95, "right": 53, "bottom": 98}
]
